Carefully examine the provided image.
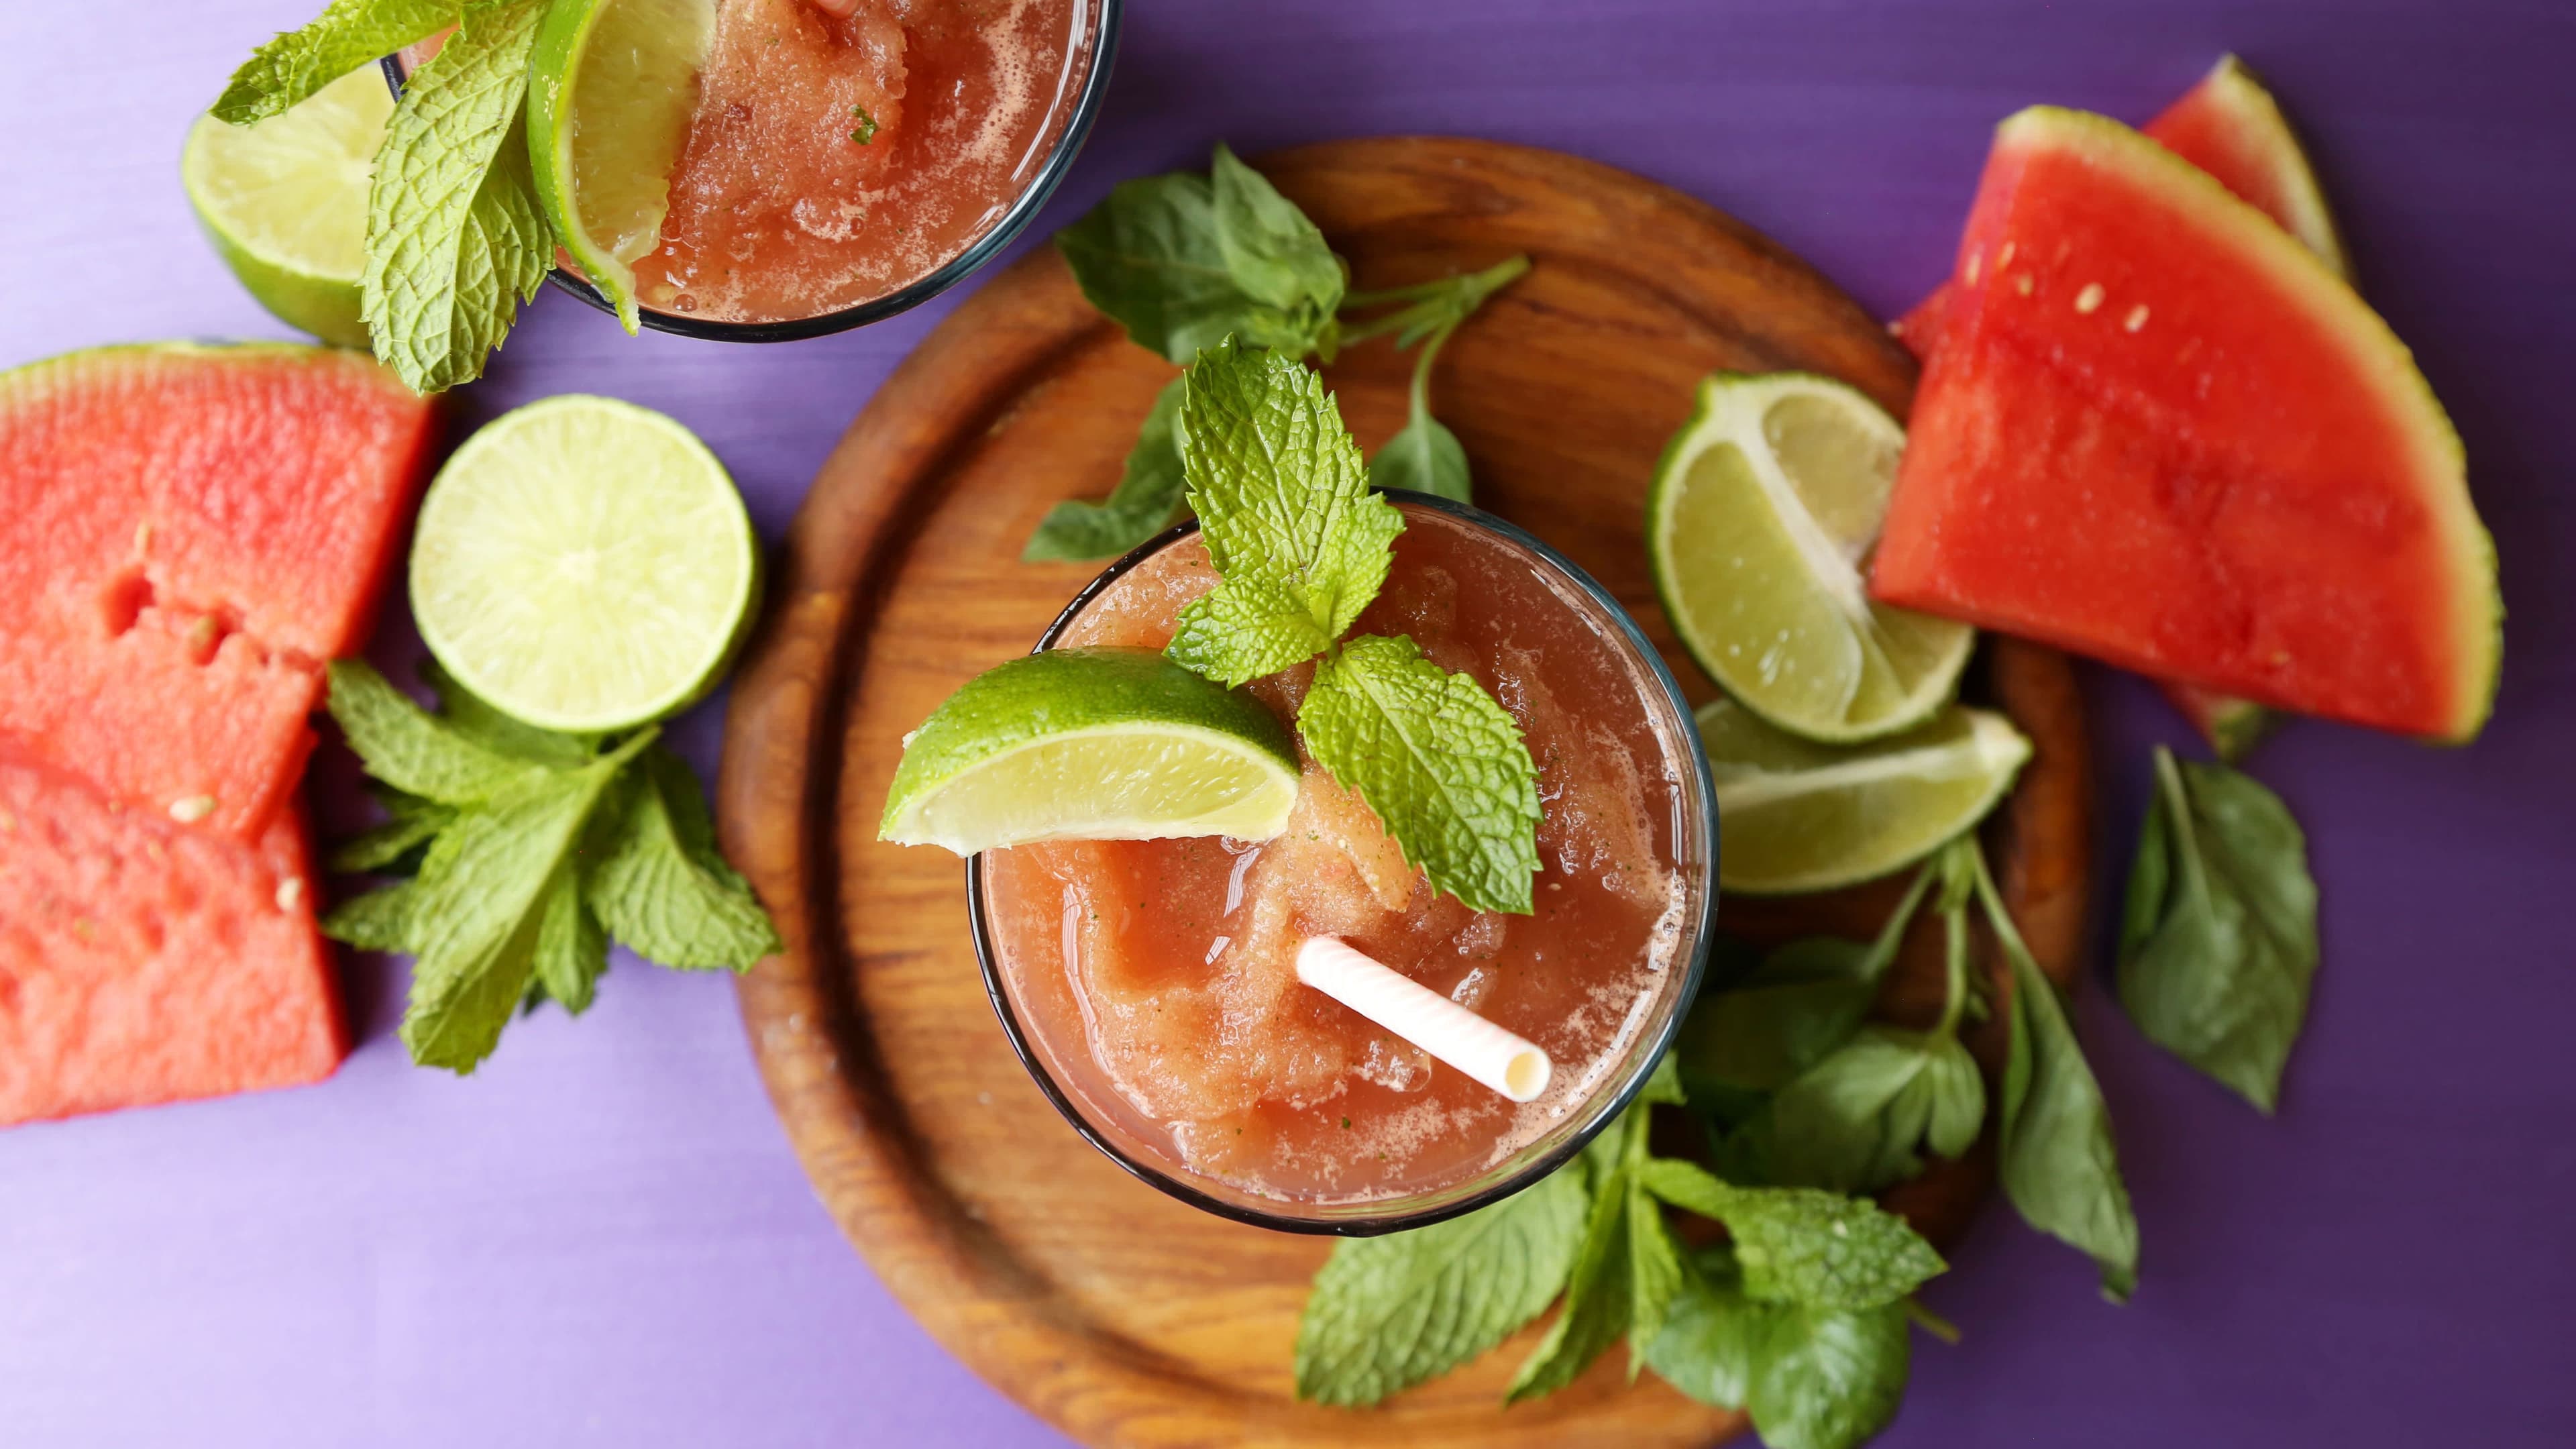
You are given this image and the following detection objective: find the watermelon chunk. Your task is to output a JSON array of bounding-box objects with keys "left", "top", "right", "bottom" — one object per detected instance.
[
  {"left": 0, "top": 748, "right": 345, "bottom": 1124},
  {"left": 1894, "top": 57, "right": 2345, "bottom": 757},
  {"left": 1871, "top": 107, "right": 2498, "bottom": 743},
  {"left": 0, "top": 344, "right": 435, "bottom": 835}
]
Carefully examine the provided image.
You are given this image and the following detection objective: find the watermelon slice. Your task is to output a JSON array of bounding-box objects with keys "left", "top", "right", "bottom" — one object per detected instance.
[
  {"left": 0, "top": 344, "right": 435, "bottom": 835},
  {"left": 1871, "top": 107, "right": 2498, "bottom": 743},
  {"left": 1895, "top": 56, "right": 2343, "bottom": 757},
  {"left": 0, "top": 747, "right": 345, "bottom": 1124}
]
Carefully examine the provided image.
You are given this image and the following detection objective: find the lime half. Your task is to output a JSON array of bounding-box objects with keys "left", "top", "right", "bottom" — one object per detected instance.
[
  {"left": 1650, "top": 373, "right": 1974, "bottom": 743},
  {"left": 182, "top": 66, "right": 390, "bottom": 348},
  {"left": 409, "top": 395, "right": 759, "bottom": 733},
  {"left": 529, "top": 0, "right": 716, "bottom": 332},
  {"left": 881, "top": 648, "right": 1301, "bottom": 855},
  {"left": 1700, "top": 696, "right": 2031, "bottom": 895}
]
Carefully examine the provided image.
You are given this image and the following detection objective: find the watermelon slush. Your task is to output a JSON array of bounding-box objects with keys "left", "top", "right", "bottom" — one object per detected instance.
[{"left": 976, "top": 502, "right": 1716, "bottom": 1221}]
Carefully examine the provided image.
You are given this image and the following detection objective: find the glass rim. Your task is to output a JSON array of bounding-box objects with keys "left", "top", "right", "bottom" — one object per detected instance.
[
  {"left": 376, "top": 0, "right": 1122, "bottom": 343},
  {"left": 966, "top": 490, "right": 1722, "bottom": 1237}
]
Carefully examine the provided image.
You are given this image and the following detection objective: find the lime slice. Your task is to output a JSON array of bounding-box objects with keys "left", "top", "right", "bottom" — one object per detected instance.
[
  {"left": 181, "top": 66, "right": 390, "bottom": 348},
  {"left": 409, "top": 394, "right": 759, "bottom": 733},
  {"left": 1699, "top": 695, "right": 2031, "bottom": 895},
  {"left": 529, "top": 0, "right": 716, "bottom": 333},
  {"left": 1650, "top": 372, "right": 1974, "bottom": 743},
  {"left": 881, "top": 647, "right": 1301, "bottom": 855}
]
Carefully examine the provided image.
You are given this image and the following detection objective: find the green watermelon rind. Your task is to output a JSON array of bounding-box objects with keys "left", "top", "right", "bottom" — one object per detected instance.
[
  {"left": 1996, "top": 107, "right": 2500, "bottom": 744},
  {"left": 2190, "top": 55, "right": 2352, "bottom": 282}
]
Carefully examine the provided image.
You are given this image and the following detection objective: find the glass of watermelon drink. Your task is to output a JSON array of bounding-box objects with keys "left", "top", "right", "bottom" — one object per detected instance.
[
  {"left": 971, "top": 494, "right": 1719, "bottom": 1233},
  {"left": 393, "top": 0, "right": 1118, "bottom": 341}
]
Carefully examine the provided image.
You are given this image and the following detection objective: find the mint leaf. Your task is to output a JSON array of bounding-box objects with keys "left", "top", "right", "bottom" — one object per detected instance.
[
  {"left": 327, "top": 659, "right": 545, "bottom": 804},
  {"left": 321, "top": 876, "right": 425, "bottom": 952},
  {"left": 1744, "top": 1299, "right": 1912, "bottom": 1449},
  {"left": 398, "top": 767, "right": 616, "bottom": 1072},
  {"left": 1368, "top": 408, "right": 1470, "bottom": 503},
  {"left": 1978, "top": 846, "right": 2141, "bottom": 1301},
  {"left": 1293, "top": 1159, "right": 1586, "bottom": 1406},
  {"left": 584, "top": 746, "right": 780, "bottom": 969},
  {"left": 529, "top": 871, "right": 608, "bottom": 1014},
  {"left": 360, "top": 0, "right": 549, "bottom": 394},
  {"left": 1644, "top": 1255, "right": 1761, "bottom": 1409},
  {"left": 327, "top": 788, "right": 456, "bottom": 874},
  {"left": 2118, "top": 747, "right": 2318, "bottom": 1112},
  {"left": 1625, "top": 1175, "right": 1686, "bottom": 1377},
  {"left": 1054, "top": 168, "right": 1325, "bottom": 364},
  {"left": 1209, "top": 143, "right": 1344, "bottom": 326},
  {"left": 1505, "top": 1143, "right": 1637, "bottom": 1402},
  {"left": 1163, "top": 340, "right": 1401, "bottom": 684},
  {"left": 1301, "top": 634, "right": 1540, "bottom": 915},
  {"left": 1023, "top": 376, "right": 1191, "bottom": 562},
  {"left": 1638, "top": 1161, "right": 1943, "bottom": 1310},
  {"left": 423, "top": 659, "right": 602, "bottom": 768},
  {"left": 213, "top": 0, "right": 458, "bottom": 124}
]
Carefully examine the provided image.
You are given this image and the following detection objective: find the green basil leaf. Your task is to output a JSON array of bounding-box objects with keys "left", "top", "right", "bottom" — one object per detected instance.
[
  {"left": 2118, "top": 747, "right": 2320, "bottom": 1113},
  {"left": 1981, "top": 850, "right": 2141, "bottom": 1301},
  {"left": 1644, "top": 1256, "right": 1760, "bottom": 1409},
  {"left": 1208, "top": 142, "right": 1344, "bottom": 317},
  {"left": 1368, "top": 407, "right": 1470, "bottom": 503},
  {"left": 1768, "top": 1028, "right": 1935, "bottom": 1192},
  {"left": 1053, "top": 168, "right": 1319, "bottom": 364},
  {"left": 1022, "top": 376, "right": 1191, "bottom": 561}
]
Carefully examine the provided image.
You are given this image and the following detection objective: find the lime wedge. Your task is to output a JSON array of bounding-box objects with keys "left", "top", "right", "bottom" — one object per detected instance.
[
  {"left": 409, "top": 394, "right": 759, "bottom": 733},
  {"left": 529, "top": 0, "right": 716, "bottom": 333},
  {"left": 1650, "top": 372, "right": 1974, "bottom": 743},
  {"left": 181, "top": 66, "right": 390, "bottom": 348},
  {"left": 882, "top": 648, "right": 1301, "bottom": 855},
  {"left": 1699, "top": 695, "right": 2031, "bottom": 895}
]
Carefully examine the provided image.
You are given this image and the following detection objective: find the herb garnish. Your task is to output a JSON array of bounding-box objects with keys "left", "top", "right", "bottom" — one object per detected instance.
[
  {"left": 1298, "top": 1054, "right": 1948, "bottom": 1449},
  {"left": 1166, "top": 339, "right": 1540, "bottom": 914},
  {"left": 2117, "top": 745, "right": 2320, "bottom": 1112},
  {"left": 217, "top": 0, "right": 549, "bottom": 393},
  {"left": 850, "top": 104, "right": 877, "bottom": 146},
  {"left": 320, "top": 660, "right": 780, "bottom": 1073},
  {"left": 1027, "top": 145, "right": 1528, "bottom": 561}
]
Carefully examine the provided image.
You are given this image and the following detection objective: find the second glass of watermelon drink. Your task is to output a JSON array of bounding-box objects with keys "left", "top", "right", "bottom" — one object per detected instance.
[
  {"left": 972, "top": 495, "right": 1720, "bottom": 1234},
  {"left": 400, "top": 0, "right": 1118, "bottom": 341}
]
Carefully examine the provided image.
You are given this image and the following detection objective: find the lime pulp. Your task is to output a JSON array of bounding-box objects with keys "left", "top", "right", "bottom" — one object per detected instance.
[{"left": 181, "top": 66, "right": 391, "bottom": 348}]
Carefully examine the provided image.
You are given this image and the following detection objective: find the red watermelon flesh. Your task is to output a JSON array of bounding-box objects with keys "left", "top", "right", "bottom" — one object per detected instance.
[
  {"left": 0, "top": 344, "right": 435, "bottom": 836},
  {"left": 1895, "top": 56, "right": 2347, "bottom": 354},
  {"left": 1871, "top": 107, "right": 2496, "bottom": 742},
  {"left": 1894, "top": 56, "right": 2345, "bottom": 753},
  {"left": 0, "top": 747, "right": 344, "bottom": 1125}
]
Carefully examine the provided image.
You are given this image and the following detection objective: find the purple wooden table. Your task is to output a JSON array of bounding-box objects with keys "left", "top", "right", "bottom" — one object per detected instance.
[{"left": 5, "top": 1, "right": 2571, "bottom": 1444}]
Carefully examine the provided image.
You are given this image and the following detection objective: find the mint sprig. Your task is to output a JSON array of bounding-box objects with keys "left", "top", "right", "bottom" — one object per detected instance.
[
  {"left": 1031, "top": 147, "right": 1528, "bottom": 561},
  {"left": 319, "top": 661, "right": 781, "bottom": 1073},
  {"left": 1161, "top": 341, "right": 1536, "bottom": 915},
  {"left": 212, "top": 0, "right": 459, "bottom": 125},
  {"left": 359, "top": 0, "right": 550, "bottom": 394}
]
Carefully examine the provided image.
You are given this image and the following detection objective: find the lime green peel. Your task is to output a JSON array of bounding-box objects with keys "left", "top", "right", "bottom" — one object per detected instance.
[
  {"left": 182, "top": 66, "right": 392, "bottom": 347},
  {"left": 528, "top": 0, "right": 717, "bottom": 332}
]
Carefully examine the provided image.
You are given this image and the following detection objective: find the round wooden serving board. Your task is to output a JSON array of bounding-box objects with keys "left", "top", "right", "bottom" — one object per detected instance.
[{"left": 716, "top": 138, "right": 2092, "bottom": 1449}]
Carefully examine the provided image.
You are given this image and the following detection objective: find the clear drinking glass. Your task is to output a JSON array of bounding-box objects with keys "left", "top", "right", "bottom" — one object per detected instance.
[{"left": 968, "top": 492, "right": 1721, "bottom": 1235}]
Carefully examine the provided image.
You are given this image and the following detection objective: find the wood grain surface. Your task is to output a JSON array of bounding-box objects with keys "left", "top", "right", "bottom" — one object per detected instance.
[{"left": 714, "top": 137, "right": 2093, "bottom": 1449}]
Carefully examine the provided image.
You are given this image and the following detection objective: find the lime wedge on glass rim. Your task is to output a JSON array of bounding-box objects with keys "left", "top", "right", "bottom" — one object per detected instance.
[
  {"left": 1699, "top": 695, "right": 2031, "bottom": 895},
  {"left": 409, "top": 394, "right": 759, "bottom": 734},
  {"left": 181, "top": 65, "right": 390, "bottom": 348},
  {"left": 1650, "top": 372, "right": 1974, "bottom": 743},
  {"left": 528, "top": 0, "right": 718, "bottom": 332},
  {"left": 880, "top": 648, "right": 1301, "bottom": 855}
]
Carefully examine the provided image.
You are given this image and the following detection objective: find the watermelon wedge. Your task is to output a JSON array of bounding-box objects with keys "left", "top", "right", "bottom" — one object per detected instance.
[
  {"left": 0, "top": 747, "right": 344, "bottom": 1125},
  {"left": 1895, "top": 56, "right": 2344, "bottom": 758},
  {"left": 0, "top": 344, "right": 435, "bottom": 836},
  {"left": 1871, "top": 107, "right": 2498, "bottom": 743}
]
